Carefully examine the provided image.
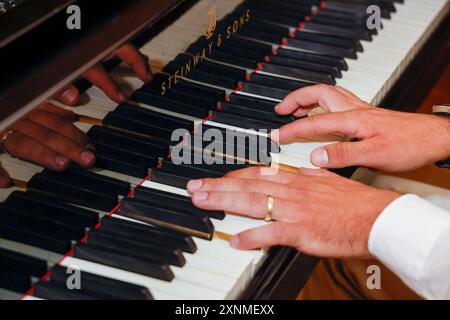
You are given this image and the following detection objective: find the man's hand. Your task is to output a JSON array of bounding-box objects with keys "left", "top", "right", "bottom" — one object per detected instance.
[
  {"left": 0, "top": 103, "right": 95, "bottom": 187},
  {"left": 187, "top": 167, "right": 400, "bottom": 258},
  {"left": 275, "top": 85, "right": 450, "bottom": 172},
  {"left": 56, "top": 44, "right": 152, "bottom": 106}
]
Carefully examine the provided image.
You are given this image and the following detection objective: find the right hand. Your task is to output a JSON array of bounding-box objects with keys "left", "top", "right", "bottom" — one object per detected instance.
[
  {"left": 0, "top": 103, "right": 95, "bottom": 188},
  {"left": 275, "top": 85, "right": 450, "bottom": 172}
]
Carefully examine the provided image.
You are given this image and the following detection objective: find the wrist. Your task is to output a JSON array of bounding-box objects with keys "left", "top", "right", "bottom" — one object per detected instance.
[{"left": 435, "top": 116, "right": 450, "bottom": 160}]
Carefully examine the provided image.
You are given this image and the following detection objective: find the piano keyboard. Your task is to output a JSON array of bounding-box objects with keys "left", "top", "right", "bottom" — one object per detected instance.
[{"left": 0, "top": 0, "right": 448, "bottom": 300}]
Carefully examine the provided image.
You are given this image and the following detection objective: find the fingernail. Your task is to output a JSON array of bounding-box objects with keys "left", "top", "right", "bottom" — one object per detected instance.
[
  {"left": 54, "top": 156, "right": 69, "bottom": 167},
  {"left": 187, "top": 179, "right": 203, "bottom": 191},
  {"left": 62, "top": 89, "right": 77, "bottom": 104},
  {"left": 193, "top": 192, "right": 208, "bottom": 202},
  {"left": 312, "top": 148, "right": 328, "bottom": 166},
  {"left": 274, "top": 103, "right": 281, "bottom": 111},
  {"left": 230, "top": 236, "right": 240, "bottom": 248},
  {"left": 80, "top": 151, "right": 95, "bottom": 165}
]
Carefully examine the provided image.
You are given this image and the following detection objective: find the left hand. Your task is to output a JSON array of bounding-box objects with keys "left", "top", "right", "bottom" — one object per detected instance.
[
  {"left": 55, "top": 43, "right": 152, "bottom": 105},
  {"left": 187, "top": 167, "right": 400, "bottom": 258}
]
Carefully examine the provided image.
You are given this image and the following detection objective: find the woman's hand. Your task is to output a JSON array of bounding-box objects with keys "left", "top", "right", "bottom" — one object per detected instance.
[
  {"left": 0, "top": 103, "right": 95, "bottom": 187},
  {"left": 275, "top": 85, "right": 450, "bottom": 172},
  {"left": 56, "top": 43, "right": 152, "bottom": 106},
  {"left": 187, "top": 167, "right": 400, "bottom": 258}
]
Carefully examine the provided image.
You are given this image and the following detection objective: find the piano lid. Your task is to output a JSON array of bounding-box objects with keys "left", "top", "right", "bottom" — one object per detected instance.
[{"left": 0, "top": 0, "right": 186, "bottom": 132}]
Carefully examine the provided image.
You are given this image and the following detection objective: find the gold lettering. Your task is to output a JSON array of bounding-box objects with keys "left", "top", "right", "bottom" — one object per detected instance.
[
  {"left": 201, "top": 48, "right": 207, "bottom": 61},
  {"left": 240, "top": 15, "right": 245, "bottom": 27},
  {"left": 226, "top": 26, "right": 231, "bottom": 39},
  {"left": 246, "top": 9, "right": 251, "bottom": 22},
  {"left": 217, "top": 33, "right": 222, "bottom": 47},
  {"left": 168, "top": 75, "right": 174, "bottom": 89},
  {"left": 233, "top": 20, "right": 238, "bottom": 33},
  {"left": 193, "top": 53, "right": 200, "bottom": 66},
  {"left": 185, "top": 60, "right": 192, "bottom": 75},
  {"left": 208, "top": 41, "right": 214, "bottom": 54},
  {"left": 161, "top": 81, "right": 166, "bottom": 95},
  {"left": 174, "top": 70, "right": 181, "bottom": 84}
]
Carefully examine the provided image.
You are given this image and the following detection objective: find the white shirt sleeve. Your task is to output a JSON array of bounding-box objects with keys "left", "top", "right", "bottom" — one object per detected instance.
[{"left": 368, "top": 194, "right": 450, "bottom": 300}]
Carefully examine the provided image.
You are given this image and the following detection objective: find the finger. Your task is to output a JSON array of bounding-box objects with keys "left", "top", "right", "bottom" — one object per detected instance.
[
  {"left": 3, "top": 132, "right": 71, "bottom": 171},
  {"left": 275, "top": 84, "right": 355, "bottom": 116},
  {"left": 26, "top": 110, "right": 90, "bottom": 147},
  {"left": 83, "top": 64, "right": 127, "bottom": 103},
  {"left": 54, "top": 84, "right": 81, "bottom": 106},
  {"left": 191, "top": 191, "right": 301, "bottom": 222},
  {"left": 310, "top": 140, "right": 373, "bottom": 168},
  {"left": 230, "top": 222, "right": 299, "bottom": 250},
  {"left": 115, "top": 44, "right": 152, "bottom": 82},
  {"left": 11, "top": 120, "right": 95, "bottom": 168},
  {"left": 278, "top": 112, "right": 365, "bottom": 144},
  {"left": 333, "top": 86, "right": 363, "bottom": 101},
  {"left": 0, "top": 163, "right": 12, "bottom": 188},
  {"left": 36, "top": 103, "right": 78, "bottom": 122},
  {"left": 297, "top": 167, "right": 336, "bottom": 177},
  {"left": 225, "top": 166, "right": 299, "bottom": 184},
  {"left": 187, "top": 177, "right": 296, "bottom": 199}
]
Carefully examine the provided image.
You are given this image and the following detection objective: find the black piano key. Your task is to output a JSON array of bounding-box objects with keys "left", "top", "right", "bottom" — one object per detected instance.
[
  {"left": 44, "top": 266, "right": 153, "bottom": 300},
  {"left": 130, "top": 90, "right": 209, "bottom": 118},
  {"left": 100, "top": 216, "right": 197, "bottom": 254},
  {"left": 211, "top": 110, "right": 281, "bottom": 131},
  {"left": 244, "top": 20, "right": 290, "bottom": 38},
  {"left": 73, "top": 243, "right": 174, "bottom": 281},
  {"left": 0, "top": 248, "right": 48, "bottom": 279},
  {"left": 5, "top": 191, "right": 99, "bottom": 229},
  {"left": 276, "top": 48, "right": 348, "bottom": 70},
  {"left": 150, "top": 170, "right": 191, "bottom": 189},
  {"left": 27, "top": 171, "right": 118, "bottom": 212},
  {"left": 186, "top": 69, "right": 238, "bottom": 90},
  {"left": 249, "top": 73, "right": 312, "bottom": 91},
  {"left": 295, "top": 31, "right": 363, "bottom": 52},
  {"left": 268, "top": 55, "right": 342, "bottom": 78},
  {"left": 228, "top": 94, "right": 278, "bottom": 112},
  {"left": 286, "top": 38, "right": 357, "bottom": 59},
  {"left": 0, "top": 215, "right": 73, "bottom": 254},
  {"left": 219, "top": 101, "right": 295, "bottom": 124},
  {"left": 240, "top": 82, "right": 292, "bottom": 101},
  {"left": 214, "top": 43, "right": 267, "bottom": 62},
  {"left": 118, "top": 197, "right": 214, "bottom": 240},
  {"left": 0, "top": 205, "right": 85, "bottom": 242},
  {"left": 87, "top": 125, "right": 169, "bottom": 157},
  {"left": 261, "top": 63, "right": 335, "bottom": 84},
  {"left": 158, "top": 78, "right": 226, "bottom": 101},
  {"left": 140, "top": 84, "right": 217, "bottom": 110},
  {"left": 0, "top": 272, "right": 32, "bottom": 294},
  {"left": 67, "top": 166, "right": 131, "bottom": 196},
  {"left": 206, "top": 50, "right": 258, "bottom": 70},
  {"left": 236, "top": 27, "right": 284, "bottom": 45},
  {"left": 226, "top": 36, "right": 273, "bottom": 56},
  {"left": 86, "top": 231, "right": 185, "bottom": 267},
  {"left": 93, "top": 143, "right": 153, "bottom": 178},
  {"left": 132, "top": 184, "right": 225, "bottom": 221},
  {"left": 242, "top": 1, "right": 311, "bottom": 20},
  {"left": 301, "top": 22, "right": 369, "bottom": 41}
]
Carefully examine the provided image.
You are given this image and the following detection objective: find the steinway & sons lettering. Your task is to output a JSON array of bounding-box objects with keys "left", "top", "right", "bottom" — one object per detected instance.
[{"left": 160, "top": 9, "right": 251, "bottom": 95}]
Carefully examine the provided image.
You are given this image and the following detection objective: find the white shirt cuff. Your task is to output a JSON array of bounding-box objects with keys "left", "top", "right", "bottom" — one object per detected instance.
[{"left": 368, "top": 194, "right": 450, "bottom": 299}]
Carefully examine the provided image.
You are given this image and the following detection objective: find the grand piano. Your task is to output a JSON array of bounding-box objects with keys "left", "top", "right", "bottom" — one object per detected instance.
[{"left": 0, "top": 0, "right": 449, "bottom": 300}]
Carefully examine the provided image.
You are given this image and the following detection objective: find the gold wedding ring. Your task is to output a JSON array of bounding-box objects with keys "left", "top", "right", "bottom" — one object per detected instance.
[
  {"left": 265, "top": 195, "right": 274, "bottom": 222},
  {"left": 0, "top": 130, "right": 14, "bottom": 153}
]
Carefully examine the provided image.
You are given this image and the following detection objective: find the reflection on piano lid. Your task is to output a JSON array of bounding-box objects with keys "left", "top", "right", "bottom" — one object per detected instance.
[{"left": 0, "top": 0, "right": 449, "bottom": 300}]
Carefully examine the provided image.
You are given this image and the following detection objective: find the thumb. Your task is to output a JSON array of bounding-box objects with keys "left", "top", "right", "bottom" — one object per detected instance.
[
  {"left": 310, "top": 141, "right": 370, "bottom": 169},
  {"left": 0, "top": 163, "right": 11, "bottom": 188}
]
